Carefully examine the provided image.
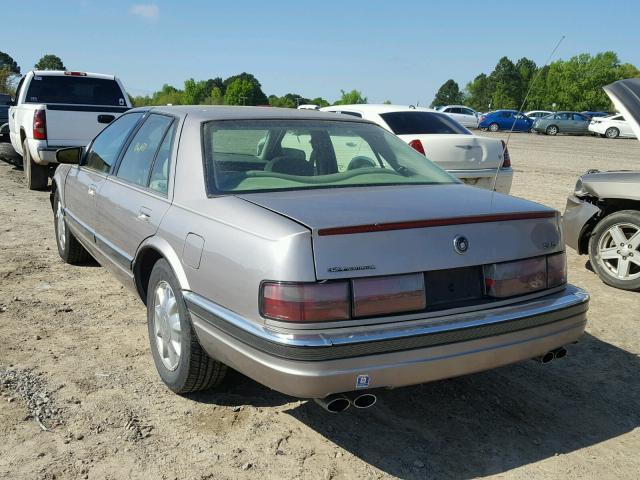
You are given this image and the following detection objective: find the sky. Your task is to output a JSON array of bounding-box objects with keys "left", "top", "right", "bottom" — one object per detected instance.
[{"left": 3, "top": 0, "right": 640, "bottom": 105}]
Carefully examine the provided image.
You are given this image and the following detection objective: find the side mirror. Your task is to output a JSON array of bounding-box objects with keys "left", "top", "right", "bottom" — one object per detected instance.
[{"left": 56, "top": 147, "right": 83, "bottom": 165}]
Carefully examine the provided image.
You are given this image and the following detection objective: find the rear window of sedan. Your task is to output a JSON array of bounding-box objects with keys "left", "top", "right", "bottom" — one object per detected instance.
[
  {"left": 202, "top": 119, "right": 458, "bottom": 194},
  {"left": 380, "top": 112, "right": 470, "bottom": 135}
]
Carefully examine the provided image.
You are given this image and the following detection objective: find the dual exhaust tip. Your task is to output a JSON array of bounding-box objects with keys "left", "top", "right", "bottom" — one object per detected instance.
[
  {"left": 314, "top": 392, "right": 377, "bottom": 413},
  {"left": 534, "top": 346, "right": 568, "bottom": 364}
]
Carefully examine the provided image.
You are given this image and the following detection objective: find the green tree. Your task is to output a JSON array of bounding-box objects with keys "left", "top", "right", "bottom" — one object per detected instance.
[
  {"left": 465, "top": 73, "right": 494, "bottom": 111},
  {"left": 224, "top": 78, "right": 255, "bottom": 105},
  {"left": 310, "top": 97, "right": 330, "bottom": 108},
  {"left": 383, "top": 99, "right": 392, "bottom": 105},
  {"left": 183, "top": 78, "right": 211, "bottom": 104},
  {"left": 333, "top": 89, "right": 367, "bottom": 105},
  {"left": 204, "top": 86, "right": 224, "bottom": 105},
  {"left": 0, "top": 51, "right": 21, "bottom": 94},
  {"left": 222, "top": 72, "right": 268, "bottom": 105},
  {"left": 431, "top": 79, "right": 464, "bottom": 107},
  {"left": 515, "top": 57, "right": 537, "bottom": 108},
  {"left": 489, "top": 57, "right": 520, "bottom": 109},
  {"left": 34, "top": 54, "right": 66, "bottom": 71}
]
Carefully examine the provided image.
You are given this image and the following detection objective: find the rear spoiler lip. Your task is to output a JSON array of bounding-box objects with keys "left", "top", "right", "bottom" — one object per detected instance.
[{"left": 317, "top": 211, "right": 557, "bottom": 236}]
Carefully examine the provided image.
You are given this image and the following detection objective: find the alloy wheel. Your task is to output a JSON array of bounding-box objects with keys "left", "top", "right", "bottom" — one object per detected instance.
[
  {"left": 153, "top": 280, "right": 182, "bottom": 371},
  {"left": 596, "top": 223, "right": 640, "bottom": 281}
]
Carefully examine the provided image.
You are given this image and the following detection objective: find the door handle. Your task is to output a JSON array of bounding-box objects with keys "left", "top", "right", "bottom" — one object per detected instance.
[
  {"left": 138, "top": 207, "right": 152, "bottom": 222},
  {"left": 88, "top": 184, "right": 97, "bottom": 196}
]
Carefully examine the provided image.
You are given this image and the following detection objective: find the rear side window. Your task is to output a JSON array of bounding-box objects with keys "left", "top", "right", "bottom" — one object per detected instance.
[
  {"left": 380, "top": 112, "right": 470, "bottom": 135},
  {"left": 116, "top": 114, "right": 174, "bottom": 188},
  {"left": 84, "top": 113, "right": 143, "bottom": 173},
  {"left": 25, "top": 75, "right": 127, "bottom": 106}
]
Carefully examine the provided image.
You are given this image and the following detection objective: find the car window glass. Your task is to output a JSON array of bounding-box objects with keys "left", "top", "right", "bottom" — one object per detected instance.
[
  {"left": 84, "top": 113, "right": 143, "bottom": 173},
  {"left": 26, "top": 76, "right": 126, "bottom": 106},
  {"left": 448, "top": 107, "right": 461, "bottom": 114},
  {"left": 380, "top": 111, "right": 469, "bottom": 135},
  {"left": 213, "top": 128, "right": 268, "bottom": 156},
  {"left": 204, "top": 119, "right": 457, "bottom": 193},
  {"left": 500, "top": 111, "right": 512, "bottom": 118},
  {"left": 149, "top": 124, "right": 175, "bottom": 195},
  {"left": 572, "top": 113, "right": 586, "bottom": 121},
  {"left": 339, "top": 111, "right": 362, "bottom": 118},
  {"left": 117, "top": 114, "right": 173, "bottom": 187},
  {"left": 462, "top": 108, "right": 475, "bottom": 116},
  {"left": 618, "top": 116, "right": 625, "bottom": 121}
]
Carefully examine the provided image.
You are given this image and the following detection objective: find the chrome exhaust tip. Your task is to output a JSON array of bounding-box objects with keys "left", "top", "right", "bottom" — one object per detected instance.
[
  {"left": 534, "top": 351, "right": 555, "bottom": 364},
  {"left": 314, "top": 395, "right": 351, "bottom": 413},
  {"left": 553, "top": 347, "right": 567, "bottom": 359},
  {"left": 352, "top": 393, "right": 377, "bottom": 409}
]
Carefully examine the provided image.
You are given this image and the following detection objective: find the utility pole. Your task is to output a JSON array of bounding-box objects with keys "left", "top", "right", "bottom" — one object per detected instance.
[{"left": 240, "top": 95, "right": 247, "bottom": 106}]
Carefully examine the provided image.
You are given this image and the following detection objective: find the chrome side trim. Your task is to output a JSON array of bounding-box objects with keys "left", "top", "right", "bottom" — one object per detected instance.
[{"left": 184, "top": 286, "right": 589, "bottom": 360}]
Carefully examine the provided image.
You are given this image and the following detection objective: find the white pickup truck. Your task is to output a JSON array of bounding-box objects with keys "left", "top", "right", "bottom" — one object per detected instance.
[{"left": 9, "top": 70, "right": 131, "bottom": 189}]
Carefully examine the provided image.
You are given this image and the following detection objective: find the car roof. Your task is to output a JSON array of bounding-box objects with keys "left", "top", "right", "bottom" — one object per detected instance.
[
  {"left": 29, "top": 70, "right": 117, "bottom": 80},
  {"left": 130, "top": 105, "right": 373, "bottom": 123},
  {"left": 320, "top": 104, "right": 442, "bottom": 114}
]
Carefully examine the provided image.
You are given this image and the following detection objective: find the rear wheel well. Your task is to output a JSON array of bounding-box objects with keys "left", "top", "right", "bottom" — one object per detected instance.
[
  {"left": 134, "top": 248, "right": 165, "bottom": 305},
  {"left": 578, "top": 198, "right": 640, "bottom": 253}
]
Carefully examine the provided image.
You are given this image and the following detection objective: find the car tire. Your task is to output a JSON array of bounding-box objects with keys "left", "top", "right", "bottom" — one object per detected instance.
[
  {"left": 546, "top": 125, "right": 559, "bottom": 136},
  {"left": 53, "top": 189, "right": 92, "bottom": 264},
  {"left": 488, "top": 123, "right": 499, "bottom": 132},
  {"left": 605, "top": 127, "right": 619, "bottom": 139},
  {"left": 22, "top": 139, "right": 49, "bottom": 190},
  {"left": 147, "top": 259, "right": 227, "bottom": 393},
  {"left": 588, "top": 210, "right": 640, "bottom": 291}
]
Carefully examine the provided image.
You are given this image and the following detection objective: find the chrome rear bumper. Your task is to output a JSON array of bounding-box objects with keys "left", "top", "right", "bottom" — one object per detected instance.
[{"left": 186, "top": 285, "right": 588, "bottom": 398}]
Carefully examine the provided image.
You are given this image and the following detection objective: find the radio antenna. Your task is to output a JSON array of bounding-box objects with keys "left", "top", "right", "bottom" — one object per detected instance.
[{"left": 490, "top": 35, "right": 565, "bottom": 205}]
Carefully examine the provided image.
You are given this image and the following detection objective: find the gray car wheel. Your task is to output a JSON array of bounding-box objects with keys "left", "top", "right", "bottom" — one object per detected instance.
[
  {"left": 22, "top": 139, "right": 49, "bottom": 190},
  {"left": 588, "top": 210, "right": 640, "bottom": 291},
  {"left": 488, "top": 123, "right": 499, "bottom": 132},
  {"left": 53, "top": 190, "right": 92, "bottom": 264},
  {"left": 546, "top": 125, "right": 559, "bottom": 136},
  {"left": 605, "top": 127, "right": 619, "bottom": 139},
  {"left": 147, "top": 259, "right": 227, "bottom": 393}
]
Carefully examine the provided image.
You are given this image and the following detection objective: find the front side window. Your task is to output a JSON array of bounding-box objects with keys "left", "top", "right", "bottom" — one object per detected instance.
[
  {"left": 116, "top": 114, "right": 173, "bottom": 187},
  {"left": 84, "top": 113, "right": 143, "bottom": 173},
  {"left": 500, "top": 111, "right": 512, "bottom": 118},
  {"left": 203, "top": 120, "right": 458, "bottom": 194},
  {"left": 573, "top": 113, "right": 587, "bottom": 121},
  {"left": 380, "top": 111, "right": 470, "bottom": 135}
]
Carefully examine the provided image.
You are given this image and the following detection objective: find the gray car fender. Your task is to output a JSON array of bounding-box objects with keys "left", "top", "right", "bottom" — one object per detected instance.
[
  {"left": 134, "top": 235, "right": 191, "bottom": 292},
  {"left": 562, "top": 196, "right": 602, "bottom": 253}
]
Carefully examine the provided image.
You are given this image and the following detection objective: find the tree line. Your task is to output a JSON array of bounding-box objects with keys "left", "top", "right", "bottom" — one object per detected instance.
[{"left": 432, "top": 51, "right": 640, "bottom": 112}]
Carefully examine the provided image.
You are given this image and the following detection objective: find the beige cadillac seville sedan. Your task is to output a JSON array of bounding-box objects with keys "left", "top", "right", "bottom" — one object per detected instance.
[{"left": 51, "top": 107, "right": 589, "bottom": 412}]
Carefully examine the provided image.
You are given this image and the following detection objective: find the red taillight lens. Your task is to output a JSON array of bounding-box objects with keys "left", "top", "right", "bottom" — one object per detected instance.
[
  {"left": 480, "top": 116, "right": 486, "bottom": 122},
  {"left": 500, "top": 140, "right": 511, "bottom": 168},
  {"left": 547, "top": 252, "right": 567, "bottom": 288},
  {"left": 261, "top": 282, "right": 350, "bottom": 322},
  {"left": 64, "top": 71, "right": 87, "bottom": 76},
  {"left": 408, "top": 139, "right": 425, "bottom": 155},
  {"left": 352, "top": 273, "right": 426, "bottom": 317},
  {"left": 33, "top": 109, "right": 47, "bottom": 140},
  {"left": 484, "top": 257, "right": 547, "bottom": 298}
]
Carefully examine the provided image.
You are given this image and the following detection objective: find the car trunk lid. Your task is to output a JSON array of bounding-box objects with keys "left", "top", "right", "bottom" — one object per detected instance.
[
  {"left": 397, "top": 134, "right": 504, "bottom": 172},
  {"left": 604, "top": 78, "right": 640, "bottom": 141},
  {"left": 238, "top": 185, "right": 561, "bottom": 280}
]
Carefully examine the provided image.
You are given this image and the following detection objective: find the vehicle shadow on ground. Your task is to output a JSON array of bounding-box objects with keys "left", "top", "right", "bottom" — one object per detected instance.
[{"left": 283, "top": 333, "right": 638, "bottom": 479}]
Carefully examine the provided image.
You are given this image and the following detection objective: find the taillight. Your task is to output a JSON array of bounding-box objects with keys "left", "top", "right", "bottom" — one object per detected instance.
[
  {"left": 500, "top": 140, "right": 511, "bottom": 168},
  {"left": 408, "top": 139, "right": 425, "bottom": 155},
  {"left": 33, "top": 109, "right": 47, "bottom": 140},
  {"left": 484, "top": 253, "right": 566, "bottom": 298},
  {"left": 484, "top": 257, "right": 547, "bottom": 298},
  {"left": 352, "top": 273, "right": 425, "bottom": 317},
  {"left": 480, "top": 116, "right": 486, "bottom": 122},
  {"left": 261, "top": 282, "right": 350, "bottom": 322},
  {"left": 547, "top": 252, "right": 567, "bottom": 288}
]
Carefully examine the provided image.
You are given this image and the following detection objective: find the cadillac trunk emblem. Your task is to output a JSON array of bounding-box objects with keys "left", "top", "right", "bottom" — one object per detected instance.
[{"left": 453, "top": 235, "right": 469, "bottom": 255}]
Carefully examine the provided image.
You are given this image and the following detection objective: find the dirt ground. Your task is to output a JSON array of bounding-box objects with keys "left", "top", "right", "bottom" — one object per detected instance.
[{"left": 0, "top": 132, "right": 639, "bottom": 480}]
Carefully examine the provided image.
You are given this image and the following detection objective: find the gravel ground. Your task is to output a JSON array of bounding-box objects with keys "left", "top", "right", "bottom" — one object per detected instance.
[{"left": 0, "top": 133, "right": 639, "bottom": 480}]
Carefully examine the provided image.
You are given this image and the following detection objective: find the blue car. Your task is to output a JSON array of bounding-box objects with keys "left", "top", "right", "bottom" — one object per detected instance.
[{"left": 479, "top": 110, "right": 533, "bottom": 132}]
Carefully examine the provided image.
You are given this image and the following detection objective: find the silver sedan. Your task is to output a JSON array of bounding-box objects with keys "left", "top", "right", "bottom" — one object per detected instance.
[{"left": 51, "top": 107, "right": 588, "bottom": 411}]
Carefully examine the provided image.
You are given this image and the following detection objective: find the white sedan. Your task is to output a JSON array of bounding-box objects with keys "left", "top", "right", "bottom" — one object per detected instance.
[
  {"left": 436, "top": 105, "right": 479, "bottom": 128},
  {"left": 588, "top": 114, "right": 637, "bottom": 139},
  {"left": 525, "top": 110, "right": 554, "bottom": 120},
  {"left": 320, "top": 104, "right": 513, "bottom": 193}
]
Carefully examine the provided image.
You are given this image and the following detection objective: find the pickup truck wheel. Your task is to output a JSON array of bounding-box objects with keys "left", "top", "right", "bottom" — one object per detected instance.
[
  {"left": 22, "top": 139, "right": 49, "bottom": 190},
  {"left": 147, "top": 259, "right": 227, "bottom": 393},
  {"left": 588, "top": 210, "right": 640, "bottom": 291},
  {"left": 53, "top": 190, "right": 92, "bottom": 264}
]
